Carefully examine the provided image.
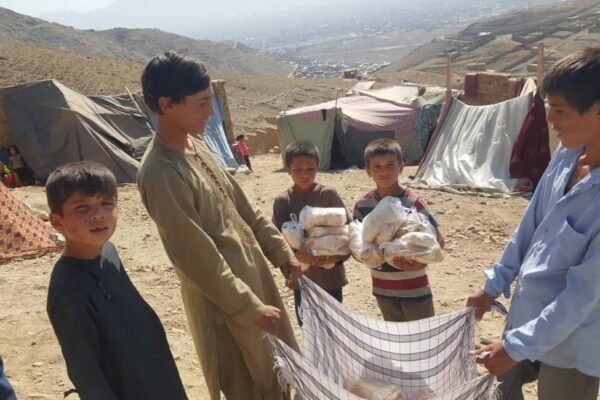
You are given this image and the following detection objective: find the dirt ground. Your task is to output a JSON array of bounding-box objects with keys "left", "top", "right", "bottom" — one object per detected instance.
[{"left": 2, "top": 157, "right": 545, "bottom": 399}]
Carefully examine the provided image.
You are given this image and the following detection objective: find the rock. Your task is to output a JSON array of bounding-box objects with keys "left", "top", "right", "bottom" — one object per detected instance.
[{"left": 32, "top": 361, "right": 44, "bottom": 367}]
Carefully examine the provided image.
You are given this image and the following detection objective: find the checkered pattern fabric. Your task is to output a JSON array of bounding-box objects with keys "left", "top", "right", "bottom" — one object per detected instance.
[
  {"left": 272, "top": 277, "right": 498, "bottom": 400},
  {"left": 0, "top": 184, "right": 61, "bottom": 263}
]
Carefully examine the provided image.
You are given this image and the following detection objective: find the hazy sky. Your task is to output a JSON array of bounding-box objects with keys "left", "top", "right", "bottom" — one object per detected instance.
[{"left": 0, "top": 0, "right": 113, "bottom": 16}]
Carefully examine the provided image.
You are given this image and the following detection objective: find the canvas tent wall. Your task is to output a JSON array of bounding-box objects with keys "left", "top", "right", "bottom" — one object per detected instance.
[
  {"left": 415, "top": 92, "right": 535, "bottom": 192},
  {"left": 1, "top": 80, "right": 153, "bottom": 183},
  {"left": 277, "top": 95, "right": 420, "bottom": 170}
]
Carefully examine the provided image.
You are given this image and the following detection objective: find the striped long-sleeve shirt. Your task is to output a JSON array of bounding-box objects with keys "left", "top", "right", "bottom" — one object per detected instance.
[{"left": 353, "top": 188, "right": 439, "bottom": 300}]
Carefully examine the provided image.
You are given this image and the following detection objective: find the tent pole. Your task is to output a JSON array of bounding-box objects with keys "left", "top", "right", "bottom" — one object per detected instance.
[
  {"left": 446, "top": 53, "right": 453, "bottom": 93},
  {"left": 537, "top": 44, "right": 544, "bottom": 86}
]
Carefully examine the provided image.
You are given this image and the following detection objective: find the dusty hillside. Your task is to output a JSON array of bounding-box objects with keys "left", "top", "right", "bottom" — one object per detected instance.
[
  {"left": 378, "top": 0, "right": 600, "bottom": 83},
  {"left": 1, "top": 160, "right": 547, "bottom": 399},
  {"left": 0, "top": 42, "right": 354, "bottom": 143},
  {"left": 0, "top": 7, "right": 292, "bottom": 76}
]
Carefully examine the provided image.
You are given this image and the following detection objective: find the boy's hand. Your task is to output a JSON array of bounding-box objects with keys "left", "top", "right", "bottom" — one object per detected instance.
[
  {"left": 470, "top": 341, "right": 518, "bottom": 375},
  {"left": 294, "top": 247, "right": 316, "bottom": 265},
  {"left": 255, "top": 305, "right": 281, "bottom": 335},
  {"left": 466, "top": 289, "right": 496, "bottom": 320},
  {"left": 391, "top": 257, "right": 427, "bottom": 271},
  {"left": 279, "top": 257, "right": 303, "bottom": 289}
]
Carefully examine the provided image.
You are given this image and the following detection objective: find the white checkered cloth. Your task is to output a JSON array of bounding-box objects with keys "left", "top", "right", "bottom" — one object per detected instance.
[{"left": 272, "top": 277, "right": 498, "bottom": 400}]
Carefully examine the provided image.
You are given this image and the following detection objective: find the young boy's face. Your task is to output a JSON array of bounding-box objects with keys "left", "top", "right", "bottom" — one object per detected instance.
[
  {"left": 161, "top": 87, "right": 214, "bottom": 134},
  {"left": 50, "top": 192, "right": 117, "bottom": 252},
  {"left": 288, "top": 155, "right": 318, "bottom": 192},
  {"left": 366, "top": 154, "right": 403, "bottom": 191},
  {"left": 547, "top": 94, "right": 600, "bottom": 149}
]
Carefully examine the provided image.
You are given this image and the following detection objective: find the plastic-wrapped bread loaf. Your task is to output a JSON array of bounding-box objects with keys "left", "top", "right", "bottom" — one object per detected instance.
[
  {"left": 362, "top": 197, "right": 407, "bottom": 244},
  {"left": 348, "top": 220, "right": 384, "bottom": 268},
  {"left": 299, "top": 206, "right": 347, "bottom": 230},
  {"left": 381, "top": 232, "right": 444, "bottom": 266},
  {"left": 307, "top": 225, "right": 349, "bottom": 239},
  {"left": 344, "top": 378, "right": 407, "bottom": 400},
  {"left": 305, "top": 234, "right": 350, "bottom": 257},
  {"left": 281, "top": 214, "right": 305, "bottom": 250}
]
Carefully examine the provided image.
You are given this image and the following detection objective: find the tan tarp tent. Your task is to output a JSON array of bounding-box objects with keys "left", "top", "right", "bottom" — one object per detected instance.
[{"left": 1, "top": 80, "right": 154, "bottom": 183}]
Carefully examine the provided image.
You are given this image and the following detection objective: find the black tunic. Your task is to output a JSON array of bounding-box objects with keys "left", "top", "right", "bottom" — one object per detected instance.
[{"left": 47, "top": 242, "right": 187, "bottom": 400}]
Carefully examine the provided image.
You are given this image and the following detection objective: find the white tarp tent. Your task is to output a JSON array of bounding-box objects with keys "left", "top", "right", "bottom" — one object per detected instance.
[{"left": 415, "top": 92, "right": 533, "bottom": 192}]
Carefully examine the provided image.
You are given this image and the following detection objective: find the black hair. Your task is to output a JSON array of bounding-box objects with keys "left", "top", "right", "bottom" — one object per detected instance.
[
  {"left": 284, "top": 140, "right": 320, "bottom": 167},
  {"left": 541, "top": 47, "right": 600, "bottom": 114},
  {"left": 46, "top": 161, "right": 117, "bottom": 216},
  {"left": 236, "top": 134, "right": 246, "bottom": 141},
  {"left": 141, "top": 51, "right": 211, "bottom": 114},
  {"left": 364, "top": 138, "right": 404, "bottom": 167}
]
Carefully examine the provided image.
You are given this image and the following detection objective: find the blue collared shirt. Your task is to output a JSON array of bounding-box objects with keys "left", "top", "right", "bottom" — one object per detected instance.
[{"left": 483, "top": 145, "right": 600, "bottom": 377}]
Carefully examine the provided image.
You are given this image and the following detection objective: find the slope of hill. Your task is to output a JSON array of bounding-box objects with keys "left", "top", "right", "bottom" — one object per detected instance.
[
  {"left": 0, "top": 42, "right": 353, "bottom": 146},
  {"left": 377, "top": 0, "right": 600, "bottom": 84},
  {"left": 0, "top": 7, "right": 293, "bottom": 76}
]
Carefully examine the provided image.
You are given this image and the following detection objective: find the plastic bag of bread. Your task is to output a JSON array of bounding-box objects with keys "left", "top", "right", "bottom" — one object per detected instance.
[
  {"left": 362, "top": 197, "right": 407, "bottom": 244},
  {"left": 307, "top": 225, "right": 349, "bottom": 239},
  {"left": 381, "top": 231, "right": 444, "bottom": 266},
  {"left": 305, "top": 234, "right": 349, "bottom": 257},
  {"left": 349, "top": 220, "right": 384, "bottom": 268},
  {"left": 281, "top": 214, "right": 305, "bottom": 250},
  {"left": 299, "top": 205, "right": 347, "bottom": 230},
  {"left": 344, "top": 378, "right": 406, "bottom": 400}
]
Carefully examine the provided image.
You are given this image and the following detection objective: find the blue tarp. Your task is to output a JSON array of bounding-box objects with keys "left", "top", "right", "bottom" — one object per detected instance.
[{"left": 203, "top": 96, "right": 238, "bottom": 170}]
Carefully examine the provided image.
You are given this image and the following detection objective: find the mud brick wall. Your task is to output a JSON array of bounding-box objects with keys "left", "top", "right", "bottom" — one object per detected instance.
[
  {"left": 461, "top": 71, "right": 524, "bottom": 105},
  {"left": 0, "top": 97, "right": 13, "bottom": 148},
  {"left": 245, "top": 127, "right": 280, "bottom": 156}
]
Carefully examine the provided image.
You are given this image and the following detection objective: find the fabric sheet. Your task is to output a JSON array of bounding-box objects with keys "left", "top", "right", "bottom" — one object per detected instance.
[
  {"left": 272, "top": 277, "right": 497, "bottom": 400},
  {"left": 416, "top": 93, "right": 533, "bottom": 192},
  {"left": 0, "top": 183, "right": 61, "bottom": 263}
]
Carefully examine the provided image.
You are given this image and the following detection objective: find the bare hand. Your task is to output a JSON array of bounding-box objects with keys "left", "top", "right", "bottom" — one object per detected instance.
[
  {"left": 466, "top": 289, "right": 496, "bottom": 320},
  {"left": 294, "top": 247, "right": 315, "bottom": 265},
  {"left": 255, "top": 305, "right": 281, "bottom": 335},
  {"left": 391, "top": 257, "right": 427, "bottom": 271},
  {"left": 279, "top": 257, "right": 303, "bottom": 289},
  {"left": 470, "top": 341, "right": 518, "bottom": 375}
]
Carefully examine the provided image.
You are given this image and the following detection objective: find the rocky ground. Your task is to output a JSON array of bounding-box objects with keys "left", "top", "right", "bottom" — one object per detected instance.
[{"left": 0, "top": 158, "right": 552, "bottom": 399}]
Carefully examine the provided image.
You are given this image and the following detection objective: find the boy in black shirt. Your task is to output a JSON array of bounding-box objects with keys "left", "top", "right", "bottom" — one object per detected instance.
[{"left": 46, "top": 161, "right": 187, "bottom": 400}]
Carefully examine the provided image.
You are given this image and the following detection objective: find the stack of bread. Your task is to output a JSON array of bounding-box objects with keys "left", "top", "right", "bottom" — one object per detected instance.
[
  {"left": 281, "top": 206, "right": 350, "bottom": 269},
  {"left": 350, "top": 197, "right": 443, "bottom": 269}
]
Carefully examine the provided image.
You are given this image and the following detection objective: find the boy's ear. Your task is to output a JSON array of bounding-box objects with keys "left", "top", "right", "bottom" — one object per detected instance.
[
  {"left": 365, "top": 165, "right": 372, "bottom": 177},
  {"left": 49, "top": 213, "right": 64, "bottom": 233},
  {"left": 158, "top": 97, "right": 174, "bottom": 114}
]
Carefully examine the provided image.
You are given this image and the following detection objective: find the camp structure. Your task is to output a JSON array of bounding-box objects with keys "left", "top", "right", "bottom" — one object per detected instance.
[
  {"left": 277, "top": 95, "right": 421, "bottom": 170},
  {"left": 1, "top": 80, "right": 154, "bottom": 183},
  {"left": 415, "top": 85, "right": 551, "bottom": 193},
  {"left": 0, "top": 79, "right": 238, "bottom": 183},
  {"left": 0, "top": 183, "right": 61, "bottom": 263}
]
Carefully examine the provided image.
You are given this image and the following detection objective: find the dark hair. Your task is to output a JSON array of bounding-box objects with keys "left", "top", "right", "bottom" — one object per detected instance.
[
  {"left": 46, "top": 161, "right": 117, "bottom": 215},
  {"left": 236, "top": 134, "right": 246, "bottom": 141},
  {"left": 141, "top": 51, "right": 211, "bottom": 114},
  {"left": 364, "top": 138, "right": 403, "bottom": 167},
  {"left": 8, "top": 146, "right": 19, "bottom": 154},
  {"left": 284, "top": 140, "right": 320, "bottom": 167},
  {"left": 541, "top": 47, "right": 600, "bottom": 114}
]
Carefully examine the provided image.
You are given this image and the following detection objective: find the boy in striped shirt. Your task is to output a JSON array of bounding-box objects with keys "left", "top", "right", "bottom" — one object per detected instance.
[{"left": 353, "top": 138, "right": 444, "bottom": 322}]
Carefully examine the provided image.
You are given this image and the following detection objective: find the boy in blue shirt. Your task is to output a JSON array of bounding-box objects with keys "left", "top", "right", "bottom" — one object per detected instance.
[{"left": 468, "top": 47, "right": 600, "bottom": 400}]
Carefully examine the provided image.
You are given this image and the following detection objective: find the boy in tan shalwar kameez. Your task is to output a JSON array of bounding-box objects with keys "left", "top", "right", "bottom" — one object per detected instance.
[{"left": 136, "top": 51, "right": 301, "bottom": 400}]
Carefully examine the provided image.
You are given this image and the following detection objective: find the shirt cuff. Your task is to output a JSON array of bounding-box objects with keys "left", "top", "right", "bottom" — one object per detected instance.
[
  {"left": 483, "top": 269, "right": 511, "bottom": 299},
  {"left": 503, "top": 333, "right": 531, "bottom": 363}
]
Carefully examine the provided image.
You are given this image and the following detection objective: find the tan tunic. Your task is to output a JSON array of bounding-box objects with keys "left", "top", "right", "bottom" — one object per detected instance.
[{"left": 137, "top": 135, "right": 299, "bottom": 400}]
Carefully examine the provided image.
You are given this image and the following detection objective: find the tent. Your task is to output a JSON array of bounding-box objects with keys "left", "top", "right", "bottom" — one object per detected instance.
[
  {"left": 415, "top": 92, "right": 536, "bottom": 192},
  {"left": 1, "top": 80, "right": 238, "bottom": 184},
  {"left": 0, "top": 183, "right": 61, "bottom": 263},
  {"left": 1, "top": 80, "right": 153, "bottom": 183},
  {"left": 278, "top": 95, "right": 420, "bottom": 170}
]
